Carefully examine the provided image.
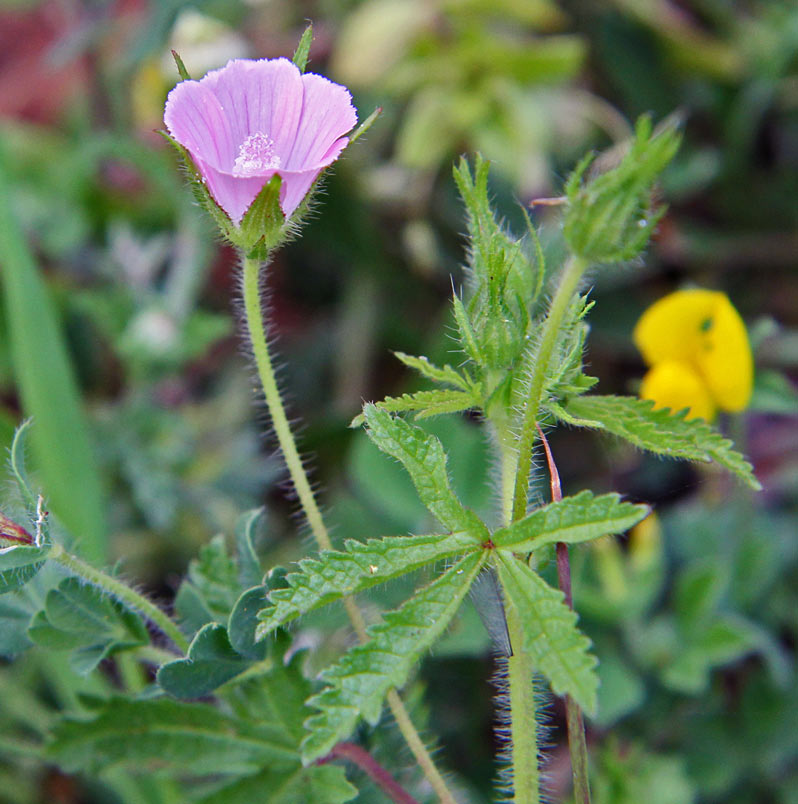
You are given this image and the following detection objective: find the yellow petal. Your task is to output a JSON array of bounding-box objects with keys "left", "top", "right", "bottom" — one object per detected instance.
[
  {"left": 639, "top": 360, "right": 716, "bottom": 422},
  {"left": 693, "top": 296, "right": 753, "bottom": 411},
  {"left": 633, "top": 289, "right": 752, "bottom": 412}
]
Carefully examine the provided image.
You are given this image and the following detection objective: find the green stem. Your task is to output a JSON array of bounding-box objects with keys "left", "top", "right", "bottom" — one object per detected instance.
[
  {"left": 49, "top": 543, "right": 188, "bottom": 653},
  {"left": 505, "top": 600, "right": 540, "bottom": 804},
  {"left": 241, "top": 256, "right": 333, "bottom": 552},
  {"left": 497, "top": 443, "right": 541, "bottom": 803},
  {"left": 241, "top": 256, "right": 458, "bottom": 804},
  {"left": 511, "top": 255, "right": 588, "bottom": 522}
]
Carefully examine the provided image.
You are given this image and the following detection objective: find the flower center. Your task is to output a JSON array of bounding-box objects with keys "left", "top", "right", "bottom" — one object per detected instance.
[{"left": 233, "top": 132, "right": 282, "bottom": 176}]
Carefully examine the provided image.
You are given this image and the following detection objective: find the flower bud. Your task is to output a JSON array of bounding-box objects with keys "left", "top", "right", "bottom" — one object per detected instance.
[{"left": 563, "top": 115, "right": 681, "bottom": 263}]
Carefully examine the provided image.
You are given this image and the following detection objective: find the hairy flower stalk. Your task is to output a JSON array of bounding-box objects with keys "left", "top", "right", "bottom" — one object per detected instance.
[{"left": 165, "top": 52, "right": 457, "bottom": 804}]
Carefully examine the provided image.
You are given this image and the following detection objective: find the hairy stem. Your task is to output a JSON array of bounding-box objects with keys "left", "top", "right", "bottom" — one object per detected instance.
[
  {"left": 505, "top": 601, "right": 541, "bottom": 804},
  {"left": 497, "top": 442, "right": 541, "bottom": 803},
  {"left": 48, "top": 543, "right": 188, "bottom": 652},
  {"left": 322, "top": 741, "right": 421, "bottom": 804},
  {"left": 241, "top": 255, "right": 457, "bottom": 804},
  {"left": 538, "top": 425, "right": 591, "bottom": 804},
  {"left": 241, "top": 255, "right": 333, "bottom": 552},
  {"left": 511, "top": 254, "right": 588, "bottom": 522}
]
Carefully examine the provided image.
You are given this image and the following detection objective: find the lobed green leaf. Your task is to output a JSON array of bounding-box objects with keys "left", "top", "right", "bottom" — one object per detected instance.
[
  {"left": 28, "top": 577, "right": 149, "bottom": 674},
  {"left": 157, "top": 623, "right": 251, "bottom": 699},
  {"left": 557, "top": 395, "right": 761, "bottom": 489},
  {"left": 493, "top": 491, "right": 649, "bottom": 552},
  {"left": 496, "top": 552, "right": 598, "bottom": 713},
  {"left": 256, "top": 530, "right": 481, "bottom": 637},
  {"left": 363, "top": 405, "right": 487, "bottom": 535},
  {"left": 46, "top": 697, "right": 297, "bottom": 776},
  {"left": 196, "top": 765, "right": 357, "bottom": 804},
  {"left": 301, "top": 550, "right": 486, "bottom": 762},
  {"left": 0, "top": 544, "right": 50, "bottom": 594},
  {"left": 235, "top": 507, "right": 265, "bottom": 590}
]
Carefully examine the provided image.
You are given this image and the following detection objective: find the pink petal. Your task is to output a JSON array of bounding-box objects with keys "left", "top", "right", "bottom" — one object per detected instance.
[
  {"left": 164, "top": 58, "right": 358, "bottom": 224},
  {"left": 200, "top": 58, "right": 305, "bottom": 167},
  {"left": 164, "top": 79, "right": 236, "bottom": 171},
  {"left": 280, "top": 138, "right": 349, "bottom": 217},
  {"left": 285, "top": 73, "right": 358, "bottom": 170},
  {"left": 197, "top": 157, "right": 280, "bottom": 225}
]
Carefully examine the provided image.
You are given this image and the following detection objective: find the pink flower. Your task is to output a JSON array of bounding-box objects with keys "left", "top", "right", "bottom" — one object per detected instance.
[{"left": 164, "top": 58, "right": 357, "bottom": 225}]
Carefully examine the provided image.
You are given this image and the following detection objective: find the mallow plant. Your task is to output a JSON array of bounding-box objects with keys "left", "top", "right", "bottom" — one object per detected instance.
[{"left": 0, "top": 27, "right": 760, "bottom": 804}]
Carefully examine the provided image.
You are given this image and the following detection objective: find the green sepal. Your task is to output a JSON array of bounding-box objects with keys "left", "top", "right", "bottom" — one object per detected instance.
[
  {"left": 349, "top": 106, "right": 382, "bottom": 144},
  {"left": 557, "top": 395, "right": 761, "bottom": 490},
  {"left": 171, "top": 49, "right": 191, "bottom": 81},
  {"left": 292, "top": 24, "right": 313, "bottom": 73},
  {"left": 157, "top": 623, "right": 251, "bottom": 699},
  {"left": 238, "top": 173, "right": 286, "bottom": 257},
  {"left": 493, "top": 491, "right": 650, "bottom": 553},
  {"left": 496, "top": 552, "right": 598, "bottom": 713}
]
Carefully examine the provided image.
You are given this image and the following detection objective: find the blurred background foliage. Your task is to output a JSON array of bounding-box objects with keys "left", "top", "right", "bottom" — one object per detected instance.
[{"left": 0, "top": 0, "right": 796, "bottom": 802}]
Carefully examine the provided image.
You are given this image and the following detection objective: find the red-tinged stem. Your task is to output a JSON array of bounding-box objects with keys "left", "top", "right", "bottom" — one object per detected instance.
[
  {"left": 536, "top": 424, "right": 591, "bottom": 804},
  {"left": 320, "top": 742, "right": 421, "bottom": 804}
]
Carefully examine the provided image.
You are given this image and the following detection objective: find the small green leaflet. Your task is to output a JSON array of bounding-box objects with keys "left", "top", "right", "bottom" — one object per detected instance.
[
  {"left": 555, "top": 395, "right": 761, "bottom": 489},
  {"left": 302, "top": 550, "right": 487, "bottom": 763},
  {"left": 351, "top": 389, "right": 478, "bottom": 426},
  {"left": 363, "top": 405, "right": 487, "bottom": 536},
  {"left": 493, "top": 491, "right": 649, "bottom": 552},
  {"left": 393, "top": 352, "right": 473, "bottom": 390},
  {"left": 496, "top": 552, "right": 598, "bottom": 713},
  {"left": 256, "top": 530, "right": 481, "bottom": 638}
]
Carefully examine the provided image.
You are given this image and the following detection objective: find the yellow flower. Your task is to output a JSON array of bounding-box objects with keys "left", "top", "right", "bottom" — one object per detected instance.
[{"left": 633, "top": 289, "right": 753, "bottom": 421}]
